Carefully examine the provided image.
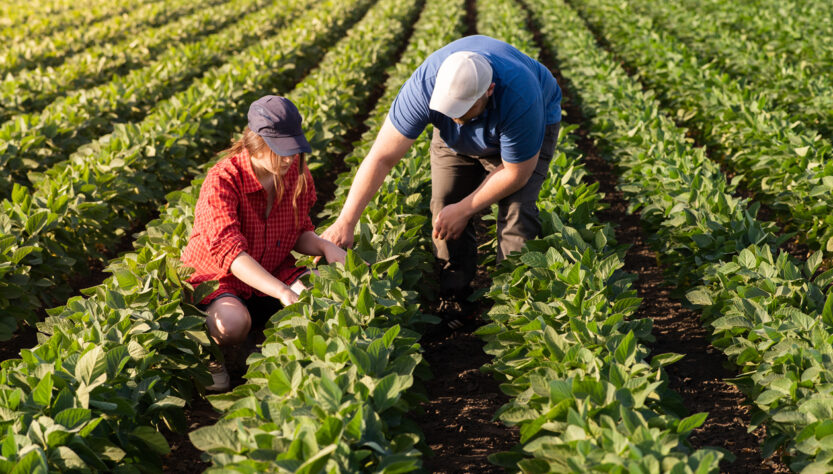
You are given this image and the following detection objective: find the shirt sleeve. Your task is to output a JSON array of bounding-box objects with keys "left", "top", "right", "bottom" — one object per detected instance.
[
  {"left": 202, "top": 173, "right": 248, "bottom": 273},
  {"left": 389, "top": 67, "right": 432, "bottom": 139},
  {"left": 499, "top": 97, "right": 546, "bottom": 163},
  {"left": 301, "top": 168, "right": 316, "bottom": 233}
]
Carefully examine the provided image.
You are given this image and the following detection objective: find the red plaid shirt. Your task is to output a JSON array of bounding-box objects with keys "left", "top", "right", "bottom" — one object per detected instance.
[{"left": 182, "top": 149, "right": 316, "bottom": 303}]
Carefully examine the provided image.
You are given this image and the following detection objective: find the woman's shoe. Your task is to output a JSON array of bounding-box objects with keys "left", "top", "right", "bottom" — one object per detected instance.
[{"left": 206, "top": 361, "right": 230, "bottom": 392}]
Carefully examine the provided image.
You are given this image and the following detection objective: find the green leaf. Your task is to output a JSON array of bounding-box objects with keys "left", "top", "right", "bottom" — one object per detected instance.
[
  {"left": 11, "top": 448, "right": 47, "bottom": 474},
  {"left": 807, "top": 251, "right": 824, "bottom": 275},
  {"left": 75, "top": 346, "right": 104, "bottom": 385},
  {"left": 356, "top": 285, "right": 372, "bottom": 316},
  {"left": 189, "top": 424, "right": 239, "bottom": 452},
  {"left": 2, "top": 433, "right": 17, "bottom": 457},
  {"left": 822, "top": 293, "right": 833, "bottom": 328},
  {"left": 54, "top": 408, "right": 91, "bottom": 429},
  {"left": 32, "top": 372, "right": 53, "bottom": 407},
  {"left": 686, "top": 289, "right": 712, "bottom": 306},
  {"left": 372, "top": 373, "right": 402, "bottom": 412},
  {"left": 382, "top": 325, "right": 400, "bottom": 349},
  {"left": 296, "top": 443, "right": 337, "bottom": 474},
  {"left": 677, "top": 412, "right": 708, "bottom": 434},
  {"left": 738, "top": 248, "right": 757, "bottom": 269},
  {"left": 268, "top": 368, "right": 292, "bottom": 396},
  {"left": 131, "top": 426, "right": 170, "bottom": 455},
  {"left": 113, "top": 270, "right": 138, "bottom": 290},
  {"left": 348, "top": 346, "right": 371, "bottom": 375},
  {"left": 520, "top": 251, "right": 548, "bottom": 268},
  {"left": 650, "top": 353, "right": 684, "bottom": 369},
  {"left": 24, "top": 211, "right": 51, "bottom": 236},
  {"left": 10, "top": 247, "right": 36, "bottom": 264},
  {"left": 319, "top": 377, "right": 343, "bottom": 409},
  {"left": 614, "top": 331, "right": 636, "bottom": 365}
]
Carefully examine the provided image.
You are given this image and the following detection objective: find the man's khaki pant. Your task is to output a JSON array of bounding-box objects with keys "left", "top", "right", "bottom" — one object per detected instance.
[{"left": 429, "top": 123, "right": 561, "bottom": 293}]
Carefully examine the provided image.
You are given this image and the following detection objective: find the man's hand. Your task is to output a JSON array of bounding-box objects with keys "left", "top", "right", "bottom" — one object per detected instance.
[
  {"left": 433, "top": 202, "right": 473, "bottom": 241},
  {"left": 320, "top": 219, "right": 355, "bottom": 249}
]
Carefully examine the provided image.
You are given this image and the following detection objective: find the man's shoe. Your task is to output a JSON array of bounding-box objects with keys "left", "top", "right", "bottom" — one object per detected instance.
[{"left": 206, "top": 361, "right": 230, "bottom": 392}]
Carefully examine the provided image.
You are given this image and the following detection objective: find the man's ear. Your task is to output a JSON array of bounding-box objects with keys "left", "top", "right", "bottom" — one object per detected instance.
[{"left": 486, "top": 83, "right": 496, "bottom": 97}]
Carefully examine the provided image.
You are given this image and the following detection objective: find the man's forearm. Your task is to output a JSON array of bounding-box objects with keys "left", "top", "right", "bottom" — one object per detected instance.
[
  {"left": 337, "top": 116, "right": 415, "bottom": 227},
  {"left": 458, "top": 163, "right": 531, "bottom": 215},
  {"left": 339, "top": 156, "right": 396, "bottom": 227}
]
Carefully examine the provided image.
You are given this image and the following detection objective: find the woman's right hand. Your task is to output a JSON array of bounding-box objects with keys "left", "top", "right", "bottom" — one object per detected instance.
[{"left": 277, "top": 286, "right": 300, "bottom": 307}]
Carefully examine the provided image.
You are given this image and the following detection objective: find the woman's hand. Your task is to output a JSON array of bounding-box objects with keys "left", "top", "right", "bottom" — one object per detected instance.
[
  {"left": 322, "top": 241, "right": 347, "bottom": 265},
  {"left": 277, "top": 285, "right": 300, "bottom": 306}
]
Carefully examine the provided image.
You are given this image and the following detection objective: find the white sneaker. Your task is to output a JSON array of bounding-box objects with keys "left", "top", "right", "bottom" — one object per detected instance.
[{"left": 206, "top": 361, "right": 230, "bottom": 392}]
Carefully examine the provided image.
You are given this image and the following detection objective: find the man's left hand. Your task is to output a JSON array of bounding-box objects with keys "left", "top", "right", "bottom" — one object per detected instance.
[{"left": 433, "top": 202, "right": 472, "bottom": 241}]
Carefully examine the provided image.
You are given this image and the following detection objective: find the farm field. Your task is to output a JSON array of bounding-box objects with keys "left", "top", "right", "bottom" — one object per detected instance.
[{"left": 0, "top": 0, "right": 828, "bottom": 472}]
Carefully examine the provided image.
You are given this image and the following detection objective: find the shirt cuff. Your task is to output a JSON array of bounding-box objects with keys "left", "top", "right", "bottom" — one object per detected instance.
[{"left": 213, "top": 237, "right": 248, "bottom": 274}]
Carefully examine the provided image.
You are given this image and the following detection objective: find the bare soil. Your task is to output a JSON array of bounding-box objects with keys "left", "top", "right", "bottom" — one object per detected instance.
[
  {"left": 415, "top": 330, "right": 517, "bottom": 474},
  {"left": 0, "top": 324, "right": 38, "bottom": 364}
]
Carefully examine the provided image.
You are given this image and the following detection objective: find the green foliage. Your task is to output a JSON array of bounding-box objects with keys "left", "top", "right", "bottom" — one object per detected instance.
[
  {"left": 0, "top": 0, "right": 219, "bottom": 84},
  {"left": 191, "top": 0, "right": 469, "bottom": 470},
  {"left": 571, "top": 0, "right": 833, "bottom": 255},
  {"left": 0, "top": 0, "right": 374, "bottom": 339},
  {"left": 472, "top": 0, "right": 725, "bottom": 471},
  {"left": 554, "top": 0, "right": 833, "bottom": 469},
  {"left": 0, "top": 0, "right": 296, "bottom": 189}
]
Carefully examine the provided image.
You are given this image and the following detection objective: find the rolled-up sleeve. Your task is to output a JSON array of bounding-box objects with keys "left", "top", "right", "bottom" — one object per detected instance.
[{"left": 203, "top": 175, "right": 248, "bottom": 273}]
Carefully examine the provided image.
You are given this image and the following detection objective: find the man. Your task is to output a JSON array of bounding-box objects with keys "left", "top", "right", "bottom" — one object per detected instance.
[{"left": 322, "top": 35, "right": 562, "bottom": 308}]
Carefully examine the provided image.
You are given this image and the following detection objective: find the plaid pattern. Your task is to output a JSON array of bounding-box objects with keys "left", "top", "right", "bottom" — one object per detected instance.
[{"left": 182, "top": 149, "right": 316, "bottom": 304}]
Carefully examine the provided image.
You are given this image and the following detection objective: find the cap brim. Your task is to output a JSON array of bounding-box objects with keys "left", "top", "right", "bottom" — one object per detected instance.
[
  {"left": 262, "top": 134, "right": 312, "bottom": 156},
  {"left": 429, "top": 93, "right": 478, "bottom": 119}
]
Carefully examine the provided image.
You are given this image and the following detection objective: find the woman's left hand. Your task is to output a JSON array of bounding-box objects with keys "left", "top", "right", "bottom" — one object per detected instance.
[{"left": 323, "top": 242, "right": 347, "bottom": 265}]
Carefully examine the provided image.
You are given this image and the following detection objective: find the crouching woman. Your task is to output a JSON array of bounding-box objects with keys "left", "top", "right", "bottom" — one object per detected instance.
[{"left": 182, "top": 96, "right": 346, "bottom": 390}]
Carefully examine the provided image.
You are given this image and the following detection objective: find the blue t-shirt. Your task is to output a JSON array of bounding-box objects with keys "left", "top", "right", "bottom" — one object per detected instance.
[{"left": 390, "top": 35, "right": 561, "bottom": 163}]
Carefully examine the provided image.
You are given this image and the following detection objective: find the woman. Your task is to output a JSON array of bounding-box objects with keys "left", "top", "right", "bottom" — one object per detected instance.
[{"left": 182, "top": 95, "right": 346, "bottom": 391}]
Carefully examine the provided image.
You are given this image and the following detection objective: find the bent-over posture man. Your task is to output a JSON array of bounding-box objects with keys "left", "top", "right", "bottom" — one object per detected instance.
[{"left": 323, "top": 35, "right": 562, "bottom": 317}]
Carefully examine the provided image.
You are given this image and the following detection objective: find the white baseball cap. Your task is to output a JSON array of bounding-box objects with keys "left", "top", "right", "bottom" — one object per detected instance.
[{"left": 429, "top": 51, "right": 493, "bottom": 118}]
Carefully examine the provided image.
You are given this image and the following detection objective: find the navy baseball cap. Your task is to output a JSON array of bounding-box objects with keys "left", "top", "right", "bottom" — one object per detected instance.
[{"left": 247, "top": 95, "right": 311, "bottom": 156}]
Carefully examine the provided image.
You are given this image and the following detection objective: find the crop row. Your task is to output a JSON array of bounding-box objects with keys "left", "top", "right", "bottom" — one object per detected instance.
[
  {"left": 0, "top": 0, "right": 153, "bottom": 44},
  {"left": 0, "top": 0, "right": 302, "bottom": 194},
  {"left": 0, "top": 0, "right": 214, "bottom": 79},
  {"left": 673, "top": 0, "right": 833, "bottom": 74},
  {"left": 626, "top": 0, "right": 833, "bottom": 140},
  {"left": 190, "top": 0, "right": 472, "bottom": 470},
  {"left": 549, "top": 0, "right": 833, "bottom": 470},
  {"left": 467, "top": 0, "right": 726, "bottom": 472},
  {"left": 0, "top": 0, "right": 395, "bottom": 470},
  {"left": 0, "top": 0, "right": 376, "bottom": 341},
  {"left": 0, "top": 0, "right": 239, "bottom": 122},
  {"left": 569, "top": 0, "right": 833, "bottom": 255}
]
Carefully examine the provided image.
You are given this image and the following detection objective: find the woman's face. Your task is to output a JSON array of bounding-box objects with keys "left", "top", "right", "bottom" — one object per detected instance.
[{"left": 252, "top": 150, "right": 298, "bottom": 176}]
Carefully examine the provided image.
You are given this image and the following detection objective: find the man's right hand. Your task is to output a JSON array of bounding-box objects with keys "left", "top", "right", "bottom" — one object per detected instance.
[{"left": 321, "top": 218, "right": 355, "bottom": 249}]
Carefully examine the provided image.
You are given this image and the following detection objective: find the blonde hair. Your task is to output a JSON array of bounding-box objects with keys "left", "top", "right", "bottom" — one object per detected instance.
[{"left": 222, "top": 126, "right": 309, "bottom": 226}]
